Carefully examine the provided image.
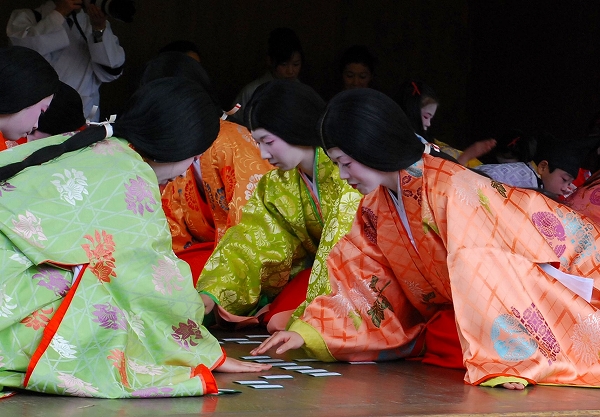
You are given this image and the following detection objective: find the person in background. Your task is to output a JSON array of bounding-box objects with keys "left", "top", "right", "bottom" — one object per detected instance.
[
  {"left": 139, "top": 51, "right": 274, "bottom": 283},
  {"left": 0, "top": 46, "right": 58, "bottom": 150},
  {"left": 159, "top": 40, "right": 202, "bottom": 62},
  {"left": 253, "top": 88, "right": 600, "bottom": 391},
  {"left": 339, "top": 45, "right": 376, "bottom": 90},
  {"left": 7, "top": 0, "right": 126, "bottom": 121},
  {"left": 475, "top": 133, "right": 598, "bottom": 200},
  {"left": 0, "top": 76, "right": 271, "bottom": 399},
  {"left": 229, "top": 27, "right": 303, "bottom": 126},
  {"left": 396, "top": 79, "right": 496, "bottom": 167},
  {"left": 197, "top": 80, "right": 361, "bottom": 332}
]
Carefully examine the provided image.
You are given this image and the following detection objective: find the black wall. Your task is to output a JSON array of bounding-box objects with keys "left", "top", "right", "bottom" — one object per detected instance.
[{"left": 2, "top": 1, "right": 599, "bottom": 151}]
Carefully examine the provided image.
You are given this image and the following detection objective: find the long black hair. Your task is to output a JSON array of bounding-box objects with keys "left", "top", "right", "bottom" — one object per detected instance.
[
  {"left": 245, "top": 80, "right": 325, "bottom": 147},
  {"left": 320, "top": 89, "right": 423, "bottom": 172},
  {"left": 0, "top": 77, "right": 220, "bottom": 181},
  {"left": 395, "top": 79, "right": 438, "bottom": 139}
]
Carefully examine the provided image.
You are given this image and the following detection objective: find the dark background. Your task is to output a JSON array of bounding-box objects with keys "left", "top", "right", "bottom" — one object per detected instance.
[{"left": 2, "top": 0, "right": 600, "bottom": 153}]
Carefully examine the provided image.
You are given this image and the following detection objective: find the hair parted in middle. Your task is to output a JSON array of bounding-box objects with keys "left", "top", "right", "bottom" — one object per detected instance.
[{"left": 320, "top": 88, "right": 424, "bottom": 172}]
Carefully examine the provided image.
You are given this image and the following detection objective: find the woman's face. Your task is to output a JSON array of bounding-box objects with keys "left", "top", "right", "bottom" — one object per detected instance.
[
  {"left": 420, "top": 102, "right": 437, "bottom": 131},
  {"left": 147, "top": 157, "right": 195, "bottom": 185},
  {"left": 342, "top": 62, "right": 373, "bottom": 90},
  {"left": 0, "top": 95, "right": 53, "bottom": 140},
  {"left": 272, "top": 51, "right": 302, "bottom": 80},
  {"left": 327, "top": 147, "right": 391, "bottom": 195},
  {"left": 252, "top": 128, "right": 307, "bottom": 171}
]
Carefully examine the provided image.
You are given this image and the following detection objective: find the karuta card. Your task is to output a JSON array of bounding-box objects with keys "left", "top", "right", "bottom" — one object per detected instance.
[
  {"left": 295, "top": 369, "right": 328, "bottom": 374},
  {"left": 254, "top": 358, "right": 285, "bottom": 363},
  {"left": 240, "top": 355, "right": 270, "bottom": 360},
  {"left": 221, "top": 338, "right": 248, "bottom": 342},
  {"left": 234, "top": 380, "right": 269, "bottom": 385},
  {"left": 270, "top": 362, "right": 298, "bottom": 367},
  {"left": 281, "top": 365, "right": 313, "bottom": 370},
  {"left": 249, "top": 384, "right": 284, "bottom": 389},
  {"left": 246, "top": 334, "right": 270, "bottom": 338},
  {"left": 295, "top": 358, "right": 320, "bottom": 362},
  {"left": 260, "top": 374, "right": 294, "bottom": 380},
  {"left": 309, "top": 372, "right": 342, "bottom": 377},
  {"left": 236, "top": 340, "right": 262, "bottom": 344}
]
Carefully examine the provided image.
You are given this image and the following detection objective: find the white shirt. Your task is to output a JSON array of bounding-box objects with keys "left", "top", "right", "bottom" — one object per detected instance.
[{"left": 7, "top": 1, "right": 126, "bottom": 121}]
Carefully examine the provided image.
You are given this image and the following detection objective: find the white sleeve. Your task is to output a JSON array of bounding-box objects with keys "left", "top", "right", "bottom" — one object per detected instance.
[{"left": 6, "top": 8, "right": 70, "bottom": 56}]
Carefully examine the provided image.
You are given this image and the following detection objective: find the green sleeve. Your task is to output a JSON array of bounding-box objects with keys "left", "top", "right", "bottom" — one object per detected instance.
[{"left": 288, "top": 319, "right": 336, "bottom": 362}]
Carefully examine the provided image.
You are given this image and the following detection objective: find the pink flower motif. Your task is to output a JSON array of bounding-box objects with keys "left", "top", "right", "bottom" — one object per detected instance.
[
  {"left": 532, "top": 212, "right": 566, "bottom": 241},
  {"left": 33, "top": 267, "right": 71, "bottom": 297},
  {"left": 124, "top": 176, "right": 158, "bottom": 216},
  {"left": 132, "top": 387, "right": 174, "bottom": 398},
  {"left": 171, "top": 319, "right": 203, "bottom": 350},
  {"left": 590, "top": 188, "right": 600, "bottom": 206},
  {"left": 92, "top": 303, "right": 127, "bottom": 330},
  {"left": 0, "top": 181, "right": 16, "bottom": 197}
]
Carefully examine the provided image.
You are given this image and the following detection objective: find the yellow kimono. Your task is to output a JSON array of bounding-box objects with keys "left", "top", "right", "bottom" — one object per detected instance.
[
  {"left": 292, "top": 154, "right": 600, "bottom": 387},
  {"left": 197, "top": 148, "right": 361, "bottom": 325}
]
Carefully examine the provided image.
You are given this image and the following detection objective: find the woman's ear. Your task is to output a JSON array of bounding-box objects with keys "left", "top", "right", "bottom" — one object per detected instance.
[{"left": 536, "top": 160, "right": 548, "bottom": 175}]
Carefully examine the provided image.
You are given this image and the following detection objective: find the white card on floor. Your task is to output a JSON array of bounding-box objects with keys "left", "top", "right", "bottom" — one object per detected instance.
[
  {"left": 295, "top": 358, "right": 320, "bottom": 362},
  {"left": 246, "top": 334, "right": 270, "bottom": 338},
  {"left": 349, "top": 361, "right": 376, "bottom": 365},
  {"left": 254, "top": 358, "right": 285, "bottom": 363},
  {"left": 281, "top": 365, "right": 313, "bottom": 370},
  {"left": 295, "top": 368, "right": 328, "bottom": 374},
  {"left": 234, "top": 380, "right": 269, "bottom": 385},
  {"left": 260, "top": 374, "right": 294, "bottom": 380},
  {"left": 270, "top": 362, "right": 298, "bottom": 367},
  {"left": 240, "top": 355, "right": 270, "bottom": 360},
  {"left": 221, "top": 338, "right": 248, "bottom": 342},
  {"left": 310, "top": 372, "right": 342, "bottom": 377},
  {"left": 249, "top": 384, "right": 284, "bottom": 389},
  {"left": 236, "top": 340, "right": 262, "bottom": 344}
]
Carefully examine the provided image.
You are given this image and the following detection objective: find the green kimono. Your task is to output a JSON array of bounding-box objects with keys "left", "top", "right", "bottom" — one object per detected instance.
[
  {"left": 0, "top": 135, "right": 224, "bottom": 398},
  {"left": 197, "top": 147, "right": 361, "bottom": 319}
]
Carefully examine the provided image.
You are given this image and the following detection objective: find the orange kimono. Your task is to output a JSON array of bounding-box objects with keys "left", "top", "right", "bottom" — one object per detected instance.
[
  {"left": 161, "top": 119, "right": 273, "bottom": 281},
  {"left": 291, "top": 153, "right": 600, "bottom": 387}
]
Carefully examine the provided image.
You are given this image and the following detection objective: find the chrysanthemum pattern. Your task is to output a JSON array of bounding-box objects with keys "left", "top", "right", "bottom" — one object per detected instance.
[
  {"left": 511, "top": 303, "right": 560, "bottom": 365},
  {"left": 51, "top": 169, "right": 88, "bottom": 206},
  {"left": 171, "top": 319, "right": 203, "bottom": 350},
  {"left": 152, "top": 256, "right": 185, "bottom": 295},
  {"left": 50, "top": 335, "right": 77, "bottom": 359},
  {"left": 33, "top": 267, "right": 71, "bottom": 297},
  {"left": 452, "top": 170, "right": 488, "bottom": 208},
  {"left": 245, "top": 174, "right": 263, "bottom": 200},
  {"left": 93, "top": 303, "right": 127, "bottom": 330},
  {"left": 82, "top": 230, "right": 116, "bottom": 283},
  {"left": 57, "top": 372, "right": 99, "bottom": 396},
  {"left": 128, "top": 359, "right": 164, "bottom": 376},
  {"left": 21, "top": 307, "right": 53, "bottom": 330},
  {"left": 0, "top": 284, "right": 17, "bottom": 318},
  {"left": 571, "top": 312, "right": 600, "bottom": 367},
  {"left": 12, "top": 211, "right": 47, "bottom": 248},
  {"left": 124, "top": 176, "right": 157, "bottom": 216}
]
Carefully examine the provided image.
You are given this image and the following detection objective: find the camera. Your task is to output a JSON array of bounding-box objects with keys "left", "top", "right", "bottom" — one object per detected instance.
[{"left": 83, "top": 0, "right": 136, "bottom": 23}]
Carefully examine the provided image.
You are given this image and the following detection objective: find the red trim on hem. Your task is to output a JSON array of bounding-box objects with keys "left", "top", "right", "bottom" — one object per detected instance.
[
  {"left": 191, "top": 364, "right": 218, "bottom": 394},
  {"left": 23, "top": 265, "right": 87, "bottom": 387}
]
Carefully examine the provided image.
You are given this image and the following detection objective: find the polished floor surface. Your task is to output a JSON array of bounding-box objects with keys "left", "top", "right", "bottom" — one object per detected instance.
[{"left": 3, "top": 328, "right": 600, "bottom": 417}]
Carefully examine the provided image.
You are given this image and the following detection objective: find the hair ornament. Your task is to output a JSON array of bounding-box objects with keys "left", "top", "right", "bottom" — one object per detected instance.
[
  {"left": 222, "top": 103, "right": 241, "bottom": 120},
  {"left": 411, "top": 82, "right": 421, "bottom": 96},
  {"left": 88, "top": 114, "right": 117, "bottom": 139}
]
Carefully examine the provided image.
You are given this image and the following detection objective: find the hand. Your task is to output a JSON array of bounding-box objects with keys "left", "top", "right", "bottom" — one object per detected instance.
[
  {"left": 86, "top": 3, "right": 107, "bottom": 31},
  {"left": 201, "top": 294, "right": 215, "bottom": 314},
  {"left": 250, "top": 331, "right": 305, "bottom": 355},
  {"left": 502, "top": 382, "right": 526, "bottom": 390},
  {"left": 214, "top": 357, "right": 272, "bottom": 373},
  {"left": 55, "top": 0, "right": 83, "bottom": 17},
  {"left": 458, "top": 138, "right": 496, "bottom": 166}
]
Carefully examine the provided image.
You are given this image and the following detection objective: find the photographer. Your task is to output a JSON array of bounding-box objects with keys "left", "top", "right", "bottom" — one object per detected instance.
[{"left": 7, "top": 0, "right": 127, "bottom": 121}]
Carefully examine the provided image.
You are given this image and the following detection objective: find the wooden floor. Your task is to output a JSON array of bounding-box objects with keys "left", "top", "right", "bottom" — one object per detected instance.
[{"left": 4, "top": 328, "right": 600, "bottom": 417}]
